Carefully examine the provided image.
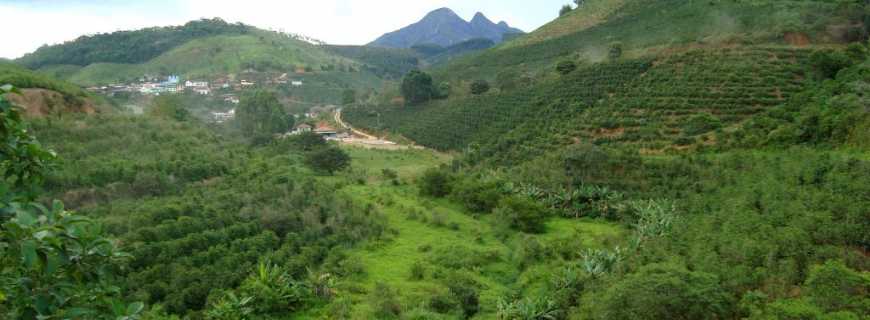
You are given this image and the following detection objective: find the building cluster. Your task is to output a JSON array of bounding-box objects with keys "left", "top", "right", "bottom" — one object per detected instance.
[{"left": 86, "top": 73, "right": 304, "bottom": 101}]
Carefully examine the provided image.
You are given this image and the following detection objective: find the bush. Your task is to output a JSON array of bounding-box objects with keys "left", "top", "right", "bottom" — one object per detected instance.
[
  {"left": 810, "top": 50, "right": 852, "bottom": 79},
  {"left": 419, "top": 168, "right": 452, "bottom": 197},
  {"left": 556, "top": 60, "right": 577, "bottom": 75},
  {"left": 494, "top": 196, "right": 549, "bottom": 233},
  {"left": 587, "top": 263, "right": 731, "bottom": 320},
  {"left": 370, "top": 282, "right": 402, "bottom": 319},
  {"left": 470, "top": 80, "right": 490, "bottom": 95},
  {"left": 608, "top": 42, "right": 623, "bottom": 60},
  {"left": 304, "top": 146, "right": 351, "bottom": 174},
  {"left": 683, "top": 113, "right": 722, "bottom": 135},
  {"left": 452, "top": 177, "right": 503, "bottom": 213}
]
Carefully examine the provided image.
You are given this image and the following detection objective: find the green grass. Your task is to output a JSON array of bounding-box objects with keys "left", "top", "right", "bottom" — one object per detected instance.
[{"left": 307, "top": 146, "right": 627, "bottom": 319}]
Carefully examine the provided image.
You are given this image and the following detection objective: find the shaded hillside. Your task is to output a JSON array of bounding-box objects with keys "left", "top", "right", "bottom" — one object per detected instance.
[
  {"left": 325, "top": 45, "right": 421, "bottom": 79},
  {"left": 370, "top": 8, "right": 523, "bottom": 48},
  {"left": 17, "top": 18, "right": 249, "bottom": 69}
]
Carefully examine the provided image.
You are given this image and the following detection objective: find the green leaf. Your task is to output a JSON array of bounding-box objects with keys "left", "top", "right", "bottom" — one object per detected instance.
[
  {"left": 126, "top": 302, "right": 145, "bottom": 316},
  {"left": 45, "top": 251, "right": 61, "bottom": 275},
  {"left": 21, "top": 239, "right": 38, "bottom": 269},
  {"left": 15, "top": 208, "right": 37, "bottom": 227},
  {"left": 64, "top": 307, "right": 96, "bottom": 317}
]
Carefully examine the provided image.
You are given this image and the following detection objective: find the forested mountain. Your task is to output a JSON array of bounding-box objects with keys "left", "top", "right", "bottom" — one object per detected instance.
[
  {"left": 2, "top": 0, "right": 869, "bottom": 319},
  {"left": 369, "top": 8, "right": 523, "bottom": 48},
  {"left": 16, "top": 18, "right": 250, "bottom": 69}
]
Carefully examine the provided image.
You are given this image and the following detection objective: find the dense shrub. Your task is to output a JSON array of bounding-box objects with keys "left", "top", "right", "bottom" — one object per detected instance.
[
  {"left": 556, "top": 60, "right": 577, "bottom": 75},
  {"left": 304, "top": 146, "right": 351, "bottom": 174},
  {"left": 586, "top": 263, "right": 731, "bottom": 320},
  {"left": 493, "top": 196, "right": 549, "bottom": 233},
  {"left": 419, "top": 168, "right": 452, "bottom": 197},
  {"left": 470, "top": 80, "right": 491, "bottom": 95}
]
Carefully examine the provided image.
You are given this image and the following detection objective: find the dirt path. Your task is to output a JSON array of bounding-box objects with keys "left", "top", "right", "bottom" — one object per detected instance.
[{"left": 333, "top": 109, "right": 424, "bottom": 150}]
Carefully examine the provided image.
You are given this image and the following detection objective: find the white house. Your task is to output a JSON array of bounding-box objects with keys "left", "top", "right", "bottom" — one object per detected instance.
[{"left": 291, "top": 80, "right": 303, "bottom": 87}]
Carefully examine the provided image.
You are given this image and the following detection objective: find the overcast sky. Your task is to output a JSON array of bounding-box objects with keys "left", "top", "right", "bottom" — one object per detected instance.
[{"left": 0, "top": 0, "right": 569, "bottom": 59}]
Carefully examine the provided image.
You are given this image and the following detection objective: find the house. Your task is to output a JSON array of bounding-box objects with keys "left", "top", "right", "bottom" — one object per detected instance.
[
  {"left": 222, "top": 94, "right": 240, "bottom": 104},
  {"left": 212, "top": 109, "right": 235, "bottom": 123},
  {"left": 195, "top": 87, "right": 211, "bottom": 95},
  {"left": 314, "top": 123, "right": 338, "bottom": 138},
  {"left": 291, "top": 80, "right": 303, "bottom": 87},
  {"left": 240, "top": 80, "right": 255, "bottom": 87}
]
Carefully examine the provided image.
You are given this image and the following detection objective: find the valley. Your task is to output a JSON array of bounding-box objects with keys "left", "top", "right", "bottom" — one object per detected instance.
[{"left": 1, "top": 1, "right": 869, "bottom": 320}]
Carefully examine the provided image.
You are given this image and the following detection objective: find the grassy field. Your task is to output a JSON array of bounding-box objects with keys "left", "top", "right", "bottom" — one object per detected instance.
[{"left": 295, "top": 146, "right": 627, "bottom": 319}]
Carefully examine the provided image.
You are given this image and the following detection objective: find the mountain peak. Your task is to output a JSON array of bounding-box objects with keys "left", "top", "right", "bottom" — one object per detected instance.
[
  {"left": 369, "top": 8, "right": 524, "bottom": 48},
  {"left": 471, "top": 12, "right": 491, "bottom": 23},
  {"left": 425, "top": 7, "right": 460, "bottom": 19}
]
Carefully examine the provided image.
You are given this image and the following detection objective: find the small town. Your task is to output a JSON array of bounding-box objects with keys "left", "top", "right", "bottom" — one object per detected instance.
[{"left": 85, "top": 71, "right": 305, "bottom": 104}]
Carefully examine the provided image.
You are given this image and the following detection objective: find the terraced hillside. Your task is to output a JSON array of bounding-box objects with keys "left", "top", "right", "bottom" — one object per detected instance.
[
  {"left": 438, "top": 0, "right": 863, "bottom": 81},
  {"left": 345, "top": 46, "right": 814, "bottom": 159}
]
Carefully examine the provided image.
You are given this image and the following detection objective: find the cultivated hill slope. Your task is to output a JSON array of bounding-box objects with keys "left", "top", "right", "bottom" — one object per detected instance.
[
  {"left": 436, "top": 0, "right": 865, "bottom": 81},
  {"left": 344, "top": 0, "right": 868, "bottom": 160}
]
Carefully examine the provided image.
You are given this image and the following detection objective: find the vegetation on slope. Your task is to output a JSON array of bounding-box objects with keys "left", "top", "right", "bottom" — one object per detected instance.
[
  {"left": 16, "top": 18, "right": 249, "bottom": 69},
  {"left": 436, "top": 0, "right": 865, "bottom": 82}
]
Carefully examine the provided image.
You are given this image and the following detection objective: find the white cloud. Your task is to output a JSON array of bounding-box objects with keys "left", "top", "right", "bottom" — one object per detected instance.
[{"left": 0, "top": 0, "right": 562, "bottom": 59}]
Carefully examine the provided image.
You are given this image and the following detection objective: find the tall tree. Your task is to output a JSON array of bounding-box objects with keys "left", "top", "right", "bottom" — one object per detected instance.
[
  {"left": 400, "top": 70, "right": 437, "bottom": 105},
  {"left": 237, "top": 90, "right": 292, "bottom": 141}
]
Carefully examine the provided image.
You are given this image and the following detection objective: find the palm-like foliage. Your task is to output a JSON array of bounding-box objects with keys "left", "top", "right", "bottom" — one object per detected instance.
[
  {"left": 580, "top": 247, "right": 623, "bottom": 277},
  {"left": 496, "top": 297, "right": 559, "bottom": 320}
]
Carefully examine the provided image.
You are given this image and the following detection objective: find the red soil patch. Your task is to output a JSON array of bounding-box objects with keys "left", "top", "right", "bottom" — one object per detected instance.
[
  {"left": 5, "top": 89, "right": 96, "bottom": 117},
  {"left": 784, "top": 32, "right": 810, "bottom": 47}
]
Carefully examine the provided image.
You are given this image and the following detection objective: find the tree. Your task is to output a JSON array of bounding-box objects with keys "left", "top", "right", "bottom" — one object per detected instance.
[
  {"left": 287, "top": 131, "right": 327, "bottom": 151},
  {"left": 341, "top": 89, "right": 356, "bottom": 106},
  {"left": 470, "top": 80, "right": 491, "bottom": 95},
  {"left": 0, "top": 85, "right": 143, "bottom": 319},
  {"left": 149, "top": 95, "right": 189, "bottom": 121},
  {"left": 608, "top": 42, "right": 623, "bottom": 60},
  {"left": 588, "top": 263, "right": 731, "bottom": 320},
  {"left": 237, "top": 90, "right": 291, "bottom": 141},
  {"left": 556, "top": 60, "right": 577, "bottom": 75},
  {"left": 810, "top": 50, "right": 852, "bottom": 79},
  {"left": 419, "top": 168, "right": 452, "bottom": 197},
  {"left": 400, "top": 70, "right": 437, "bottom": 105},
  {"left": 494, "top": 196, "right": 549, "bottom": 233},
  {"left": 559, "top": 4, "right": 573, "bottom": 17},
  {"left": 304, "top": 146, "right": 351, "bottom": 174},
  {"left": 574, "top": 0, "right": 586, "bottom": 6}
]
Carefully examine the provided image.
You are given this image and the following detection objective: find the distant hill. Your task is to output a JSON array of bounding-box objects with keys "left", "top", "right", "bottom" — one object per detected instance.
[
  {"left": 369, "top": 8, "right": 523, "bottom": 48},
  {"left": 13, "top": 20, "right": 398, "bottom": 94},
  {"left": 16, "top": 18, "right": 249, "bottom": 69},
  {"left": 412, "top": 38, "right": 497, "bottom": 65}
]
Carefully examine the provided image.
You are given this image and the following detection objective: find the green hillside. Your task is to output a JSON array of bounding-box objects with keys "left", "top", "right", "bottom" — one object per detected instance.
[
  {"left": 3, "top": 1, "right": 869, "bottom": 320},
  {"left": 437, "top": 0, "right": 864, "bottom": 81},
  {"left": 16, "top": 18, "right": 249, "bottom": 69},
  {"left": 345, "top": 0, "right": 867, "bottom": 156},
  {"left": 43, "top": 31, "right": 362, "bottom": 87}
]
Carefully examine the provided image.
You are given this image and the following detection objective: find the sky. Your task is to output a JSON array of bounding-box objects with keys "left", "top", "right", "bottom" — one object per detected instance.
[{"left": 0, "top": 0, "right": 569, "bottom": 59}]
